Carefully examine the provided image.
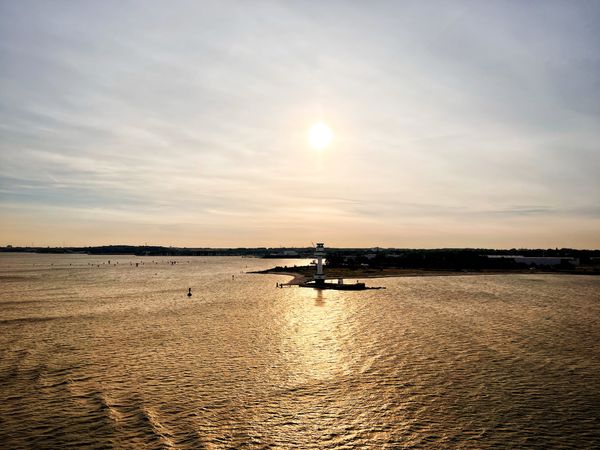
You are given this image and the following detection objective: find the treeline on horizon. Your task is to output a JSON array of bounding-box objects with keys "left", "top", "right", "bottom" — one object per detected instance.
[
  {"left": 1, "top": 245, "right": 599, "bottom": 261},
  {"left": 324, "top": 249, "right": 598, "bottom": 271}
]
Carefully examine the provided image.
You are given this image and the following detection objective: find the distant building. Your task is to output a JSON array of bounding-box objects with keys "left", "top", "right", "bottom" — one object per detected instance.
[{"left": 486, "top": 255, "right": 579, "bottom": 266}]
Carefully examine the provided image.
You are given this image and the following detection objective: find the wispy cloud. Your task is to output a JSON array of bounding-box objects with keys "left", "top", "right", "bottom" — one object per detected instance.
[{"left": 1, "top": 1, "right": 599, "bottom": 246}]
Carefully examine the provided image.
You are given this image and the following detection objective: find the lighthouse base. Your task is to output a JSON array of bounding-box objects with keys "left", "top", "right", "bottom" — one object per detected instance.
[{"left": 299, "top": 281, "right": 369, "bottom": 290}]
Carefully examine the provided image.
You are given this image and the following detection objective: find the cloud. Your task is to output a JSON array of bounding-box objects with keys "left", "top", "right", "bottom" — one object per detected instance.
[{"left": 0, "top": 0, "right": 599, "bottom": 246}]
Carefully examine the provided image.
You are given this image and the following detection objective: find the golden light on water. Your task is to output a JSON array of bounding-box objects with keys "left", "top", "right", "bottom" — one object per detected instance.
[
  {"left": 283, "top": 289, "right": 348, "bottom": 383},
  {"left": 307, "top": 122, "right": 334, "bottom": 150}
]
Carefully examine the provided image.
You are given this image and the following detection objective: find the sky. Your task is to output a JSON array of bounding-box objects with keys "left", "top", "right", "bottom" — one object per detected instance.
[{"left": 1, "top": 0, "right": 599, "bottom": 248}]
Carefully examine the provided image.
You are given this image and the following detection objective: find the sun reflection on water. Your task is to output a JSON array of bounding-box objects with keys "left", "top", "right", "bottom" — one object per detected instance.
[{"left": 282, "top": 288, "right": 349, "bottom": 383}]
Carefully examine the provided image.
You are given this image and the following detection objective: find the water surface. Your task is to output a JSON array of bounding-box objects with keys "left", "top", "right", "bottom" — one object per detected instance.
[{"left": 1, "top": 253, "right": 599, "bottom": 448}]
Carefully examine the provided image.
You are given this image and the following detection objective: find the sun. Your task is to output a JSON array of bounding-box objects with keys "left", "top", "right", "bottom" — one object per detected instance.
[{"left": 307, "top": 122, "right": 333, "bottom": 150}]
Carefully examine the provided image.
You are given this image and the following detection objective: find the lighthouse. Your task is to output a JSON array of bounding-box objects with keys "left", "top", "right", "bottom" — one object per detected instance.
[
  {"left": 297, "top": 242, "right": 372, "bottom": 290},
  {"left": 314, "top": 243, "right": 326, "bottom": 286}
]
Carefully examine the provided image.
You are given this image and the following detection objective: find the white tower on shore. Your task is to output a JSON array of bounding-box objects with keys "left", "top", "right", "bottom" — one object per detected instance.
[{"left": 314, "top": 243, "right": 326, "bottom": 285}]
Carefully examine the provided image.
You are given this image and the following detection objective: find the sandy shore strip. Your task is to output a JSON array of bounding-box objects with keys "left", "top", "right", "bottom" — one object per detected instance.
[{"left": 250, "top": 266, "right": 598, "bottom": 286}]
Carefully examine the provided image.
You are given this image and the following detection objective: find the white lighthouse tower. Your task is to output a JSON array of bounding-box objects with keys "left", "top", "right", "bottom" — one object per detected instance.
[{"left": 314, "top": 243, "right": 326, "bottom": 286}]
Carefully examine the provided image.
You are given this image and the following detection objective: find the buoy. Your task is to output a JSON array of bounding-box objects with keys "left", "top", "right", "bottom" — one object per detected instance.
[{"left": 187, "top": 288, "right": 192, "bottom": 297}]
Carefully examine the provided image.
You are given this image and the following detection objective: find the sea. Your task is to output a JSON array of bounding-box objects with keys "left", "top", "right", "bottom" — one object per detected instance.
[{"left": 1, "top": 252, "right": 599, "bottom": 449}]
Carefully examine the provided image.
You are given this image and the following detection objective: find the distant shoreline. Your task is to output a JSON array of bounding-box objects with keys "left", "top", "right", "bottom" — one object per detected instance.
[{"left": 251, "top": 266, "right": 600, "bottom": 285}]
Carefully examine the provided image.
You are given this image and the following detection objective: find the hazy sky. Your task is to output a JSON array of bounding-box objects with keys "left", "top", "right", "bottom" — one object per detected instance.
[{"left": 1, "top": 0, "right": 599, "bottom": 248}]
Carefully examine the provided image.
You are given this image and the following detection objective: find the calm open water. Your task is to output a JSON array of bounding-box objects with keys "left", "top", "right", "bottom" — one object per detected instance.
[{"left": 1, "top": 253, "right": 599, "bottom": 449}]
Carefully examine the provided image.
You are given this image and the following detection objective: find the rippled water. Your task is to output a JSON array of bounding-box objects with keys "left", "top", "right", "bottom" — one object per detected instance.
[{"left": 1, "top": 253, "right": 599, "bottom": 449}]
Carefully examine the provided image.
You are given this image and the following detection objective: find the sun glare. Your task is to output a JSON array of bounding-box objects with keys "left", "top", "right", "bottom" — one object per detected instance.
[{"left": 308, "top": 122, "right": 333, "bottom": 150}]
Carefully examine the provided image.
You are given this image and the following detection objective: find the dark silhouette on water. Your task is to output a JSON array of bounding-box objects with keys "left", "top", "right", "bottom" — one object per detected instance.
[
  {"left": 300, "top": 243, "right": 383, "bottom": 290},
  {"left": 187, "top": 288, "right": 192, "bottom": 297}
]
